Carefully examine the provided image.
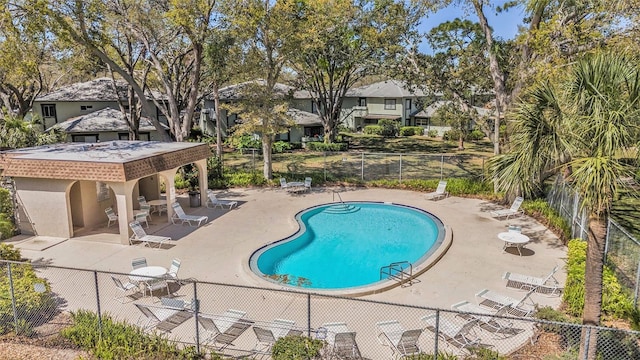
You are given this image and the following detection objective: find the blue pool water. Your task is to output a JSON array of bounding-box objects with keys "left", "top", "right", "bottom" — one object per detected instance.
[{"left": 249, "top": 202, "right": 444, "bottom": 290}]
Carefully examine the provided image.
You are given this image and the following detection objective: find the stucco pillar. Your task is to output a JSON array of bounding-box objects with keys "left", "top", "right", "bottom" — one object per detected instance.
[
  {"left": 108, "top": 181, "right": 137, "bottom": 245},
  {"left": 195, "top": 159, "right": 209, "bottom": 206},
  {"left": 159, "top": 168, "right": 179, "bottom": 222}
]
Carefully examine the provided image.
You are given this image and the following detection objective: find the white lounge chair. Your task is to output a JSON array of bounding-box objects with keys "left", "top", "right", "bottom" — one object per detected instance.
[
  {"left": 105, "top": 207, "right": 118, "bottom": 227},
  {"left": 503, "top": 265, "right": 562, "bottom": 296},
  {"left": 198, "top": 309, "right": 254, "bottom": 350},
  {"left": 252, "top": 319, "right": 302, "bottom": 356},
  {"left": 129, "top": 221, "right": 173, "bottom": 248},
  {"left": 490, "top": 196, "right": 524, "bottom": 220},
  {"left": 322, "top": 322, "right": 361, "bottom": 359},
  {"left": 422, "top": 314, "right": 481, "bottom": 352},
  {"left": 111, "top": 276, "right": 139, "bottom": 303},
  {"left": 206, "top": 192, "right": 238, "bottom": 209},
  {"left": 171, "top": 202, "right": 208, "bottom": 227},
  {"left": 425, "top": 180, "right": 448, "bottom": 200},
  {"left": 376, "top": 320, "right": 422, "bottom": 358},
  {"left": 475, "top": 288, "right": 536, "bottom": 317},
  {"left": 452, "top": 301, "right": 516, "bottom": 337},
  {"left": 134, "top": 303, "right": 192, "bottom": 333}
]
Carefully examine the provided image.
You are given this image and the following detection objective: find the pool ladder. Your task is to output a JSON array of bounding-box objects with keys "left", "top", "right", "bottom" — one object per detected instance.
[{"left": 380, "top": 261, "right": 416, "bottom": 287}]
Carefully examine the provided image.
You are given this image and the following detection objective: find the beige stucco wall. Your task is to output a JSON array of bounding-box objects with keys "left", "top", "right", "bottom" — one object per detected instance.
[{"left": 14, "top": 177, "right": 74, "bottom": 238}]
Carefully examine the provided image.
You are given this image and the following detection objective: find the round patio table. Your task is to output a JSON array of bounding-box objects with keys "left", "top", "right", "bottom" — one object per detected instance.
[
  {"left": 128, "top": 266, "right": 167, "bottom": 283},
  {"left": 498, "top": 232, "right": 530, "bottom": 256}
]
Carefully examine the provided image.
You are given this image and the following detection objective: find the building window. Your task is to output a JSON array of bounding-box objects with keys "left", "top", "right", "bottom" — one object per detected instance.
[
  {"left": 359, "top": 98, "right": 367, "bottom": 106},
  {"left": 80, "top": 105, "right": 93, "bottom": 111},
  {"left": 41, "top": 104, "right": 56, "bottom": 118},
  {"left": 384, "top": 99, "right": 396, "bottom": 110},
  {"left": 311, "top": 101, "right": 318, "bottom": 114},
  {"left": 118, "top": 132, "right": 150, "bottom": 141},
  {"left": 71, "top": 134, "right": 99, "bottom": 143},
  {"left": 415, "top": 118, "right": 429, "bottom": 126}
]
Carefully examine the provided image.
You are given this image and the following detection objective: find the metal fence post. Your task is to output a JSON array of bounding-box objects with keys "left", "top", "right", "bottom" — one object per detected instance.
[
  {"left": 440, "top": 154, "right": 444, "bottom": 179},
  {"left": 399, "top": 154, "right": 402, "bottom": 183},
  {"left": 323, "top": 152, "right": 327, "bottom": 181},
  {"left": 361, "top": 153, "right": 364, "bottom": 181},
  {"left": 7, "top": 263, "right": 19, "bottom": 334},
  {"left": 193, "top": 282, "right": 200, "bottom": 355},
  {"left": 93, "top": 271, "right": 102, "bottom": 336},
  {"left": 307, "top": 293, "right": 312, "bottom": 337},
  {"left": 433, "top": 310, "right": 440, "bottom": 356},
  {"left": 583, "top": 327, "right": 591, "bottom": 360}
]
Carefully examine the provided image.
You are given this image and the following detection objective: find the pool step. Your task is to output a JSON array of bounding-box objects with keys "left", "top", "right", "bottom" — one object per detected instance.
[{"left": 323, "top": 204, "right": 360, "bottom": 214}]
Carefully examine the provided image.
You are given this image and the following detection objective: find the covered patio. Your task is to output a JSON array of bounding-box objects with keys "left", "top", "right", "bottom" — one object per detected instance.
[{"left": 0, "top": 141, "right": 211, "bottom": 245}]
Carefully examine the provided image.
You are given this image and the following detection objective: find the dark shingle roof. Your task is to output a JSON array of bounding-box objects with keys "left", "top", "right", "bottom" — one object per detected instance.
[{"left": 48, "top": 107, "right": 168, "bottom": 133}]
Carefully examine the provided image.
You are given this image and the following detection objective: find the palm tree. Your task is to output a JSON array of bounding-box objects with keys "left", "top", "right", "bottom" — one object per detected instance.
[{"left": 489, "top": 51, "right": 640, "bottom": 359}]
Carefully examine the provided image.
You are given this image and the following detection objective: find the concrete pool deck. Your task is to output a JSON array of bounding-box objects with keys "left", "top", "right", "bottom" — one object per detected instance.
[{"left": 9, "top": 186, "right": 567, "bottom": 310}]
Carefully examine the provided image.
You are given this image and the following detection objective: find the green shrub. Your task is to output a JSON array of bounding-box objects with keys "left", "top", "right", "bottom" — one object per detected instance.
[
  {"left": 442, "top": 129, "right": 462, "bottom": 141},
  {"left": 368, "top": 178, "right": 494, "bottom": 197},
  {"left": 225, "top": 171, "right": 267, "bottom": 187},
  {"left": 228, "top": 134, "right": 261, "bottom": 151},
  {"left": 377, "top": 119, "right": 398, "bottom": 137},
  {"left": 427, "top": 129, "right": 438, "bottom": 138},
  {"left": 0, "top": 213, "right": 15, "bottom": 240},
  {"left": 0, "top": 188, "right": 13, "bottom": 218},
  {"left": 468, "top": 129, "right": 485, "bottom": 141},
  {"left": 62, "top": 310, "right": 203, "bottom": 359},
  {"left": 305, "top": 142, "right": 348, "bottom": 151},
  {"left": 272, "top": 141, "right": 292, "bottom": 153},
  {"left": 0, "top": 245, "right": 55, "bottom": 335},
  {"left": 521, "top": 199, "right": 571, "bottom": 242},
  {"left": 563, "top": 239, "right": 635, "bottom": 320},
  {"left": 363, "top": 125, "right": 383, "bottom": 135},
  {"left": 399, "top": 126, "right": 424, "bottom": 136},
  {"left": 271, "top": 335, "right": 324, "bottom": 360}
]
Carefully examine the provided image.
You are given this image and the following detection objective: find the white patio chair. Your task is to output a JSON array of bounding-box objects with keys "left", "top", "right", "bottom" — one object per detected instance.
[
  {"left": 303, "top": 177, "right": 312, "bottom": 192},
  {"left": 171, "top": 202, "right": 208, "bottom": 227},
  {"left": 475, "top": 288, "right": 536, "bottom": 317},
  {"left": 105, "top": 207, "right": 118, "bottom": 227},
  {"left": 503, "top": 265, "right": 562, "bottom": 296},
  {"left": 165, "top": 258, "right": 181, "bottom": 283},
  {"left": 129, "top": 221, "right": 173, "bottom": 248},
  {"left": 111, "top": 276, "right": 139, "bottom": 303},
  {"left": 490, "top": 196, "right": 524, "bottom": 220},
  {"left": 322, "top": 322, "right": 362, "bottom": 359},
  {"left": 206, "top": 191, "right": 238, "bottom": 209},
  {"left": 425, "top": 180, "right": 448, "bottom": 200},
  {"left": 452, "top": 301, "right": 516, "bottom": 337},
  {"left": 376, "top": 320, "right": 423, "bottom": 358},
  {"left": 422, "top": 314, "right": 481, "bottom": 352},
  {"left": 280, "top": 177, "right": 290, "bottom": 191}
]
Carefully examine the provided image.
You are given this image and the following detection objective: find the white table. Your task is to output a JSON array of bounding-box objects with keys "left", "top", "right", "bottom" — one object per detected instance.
[
  {"left": 498, "top": 231, "right": 530, "bottom": 256},
  {"left": 286, "top": 181, "right": 305, "bottom": 192},
  {"left": 148, "top": 199, "right": 168, "bottom": 215},
  {"left": 129, "top": 266, "right": 167, "bottom": 283}
]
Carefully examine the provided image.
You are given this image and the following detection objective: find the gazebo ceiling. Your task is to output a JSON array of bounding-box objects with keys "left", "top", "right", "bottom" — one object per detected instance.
[{"left": 0, "top": 141, "right": 211, "bottom": 182}]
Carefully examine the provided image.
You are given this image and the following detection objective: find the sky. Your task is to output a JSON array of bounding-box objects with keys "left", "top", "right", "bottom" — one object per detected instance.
[{"left": 417, "top": 1, "right": 526, "bottom": 54}]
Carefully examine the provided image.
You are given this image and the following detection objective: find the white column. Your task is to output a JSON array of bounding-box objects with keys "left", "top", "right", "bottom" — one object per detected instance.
[{"left": 108, "top": 181, "right": 137, "bottom": 245}]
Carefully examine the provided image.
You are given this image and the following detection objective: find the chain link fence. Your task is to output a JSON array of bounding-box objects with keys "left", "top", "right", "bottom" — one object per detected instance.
[
  {"left": 546, "top": 176, "right": 589, "bottom": 240},
  {"left": 2, "top": 260, "right": 639, "bottom": 359},
  {"left": 226, "top": 151, "right": 487, "bottom": 182},
  {"left": 605, "top": 220, "right": 640, "bottom": 306}
]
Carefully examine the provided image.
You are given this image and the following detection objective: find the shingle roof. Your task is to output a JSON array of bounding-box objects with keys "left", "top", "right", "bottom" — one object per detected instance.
[
  {"left": 346, "top": 80, "right": 427, "bottom": 98},
  {"left": 47, "top": 107, "right": 168, "bottom": 133},
  {"left": 287, "top": 108, "right": 322, "bottom": 126},
  {"left": 35, "top": 78, "right": 161, "bottom": 102}
]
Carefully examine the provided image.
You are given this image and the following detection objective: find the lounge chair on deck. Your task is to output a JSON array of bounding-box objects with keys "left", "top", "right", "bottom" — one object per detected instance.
[
  {"left": 490, "top": 197, "right": 524, "bottom": 220},
  {"left": 111, "top": 276, "right": 139, "bottom": 303},
  {"left": 252, "top": 319, "right": 302, "bottom": 356},
  {"left": 171, "top": 202, "right": 208, "bottom": 227},
  {"left": 452, "top": 301, "right": 516, "bottom": 337},
  {"left": 134, "top": 303, "right": 192, "bottom": 333},
  {"left": 422, "top": 314, "right": 481, "bottom": 352},
  {"left": 376, "top": 320, "right": 422, "bottom": 358},
  {"left": 105, "top": 207, "right": 118, "bottom": 227},
  {"left": 425, "top": 180, "right": 448, "bottom": 201},
  {"left": 198, "top": 309, "right": 254, "bottom": 350},
  {"left": 206, "top": 191, "right": 238, "bottom": 209},
  {"left": 322, "top": 322, "right": 362, "bottom": 359},
  {"left": 129, "top": 221, "right": 172, "bottom": 248},
  {"left": 503, "top": 265, "right": 562, "bottom": 296},
  {"left": 475, "top": 288, "right": 536, "bottom": 317}
]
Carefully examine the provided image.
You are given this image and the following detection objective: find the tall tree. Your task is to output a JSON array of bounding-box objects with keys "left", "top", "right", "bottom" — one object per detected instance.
[
  {"left": 489, "top": 51, "right": 640, "bottom": 359},
  {"left": 289, "top": 0, "right": 419, "bottom": 143},
  {"left": 221, "top": 0, "right": 300, "bottom": 179}
]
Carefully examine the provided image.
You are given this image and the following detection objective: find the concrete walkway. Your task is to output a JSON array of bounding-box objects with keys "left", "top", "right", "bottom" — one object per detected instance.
[{"left": 10, "top": 186, "right": 566, "bottom": 310}]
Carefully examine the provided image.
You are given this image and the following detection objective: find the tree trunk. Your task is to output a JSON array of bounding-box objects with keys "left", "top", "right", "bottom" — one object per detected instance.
[
  {"left": 579, "top": 214, "right": 607, "bottom": 359},
  {"left": 262, "top": 135, "right": 273, "bottom": 180}
]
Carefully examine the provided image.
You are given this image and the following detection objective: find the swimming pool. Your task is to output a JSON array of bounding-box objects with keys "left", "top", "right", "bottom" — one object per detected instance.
[{"left": 249, "top": 202, "right": 446, "bottom": 290}]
